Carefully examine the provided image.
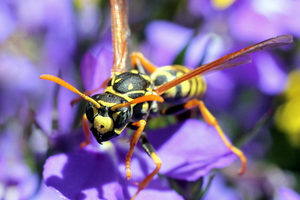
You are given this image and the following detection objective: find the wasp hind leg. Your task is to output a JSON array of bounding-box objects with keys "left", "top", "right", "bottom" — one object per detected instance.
[
  {"left": 131, "top": 133, "right": 162, "bottom": 200},
  {"left": 184, "top": 99, "right": 247, "bottom": 175},
  {"left": 130, "top": 52, "right": 158, "bottom": 74}
]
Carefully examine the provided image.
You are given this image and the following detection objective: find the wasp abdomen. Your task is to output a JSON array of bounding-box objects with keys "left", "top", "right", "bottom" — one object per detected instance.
[{"left": 150, "top": 65, "right": 206, "bottom": 103}]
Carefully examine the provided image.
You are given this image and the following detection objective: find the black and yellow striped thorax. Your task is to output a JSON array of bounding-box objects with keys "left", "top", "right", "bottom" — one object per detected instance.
[
  {"left": 99, "top": 69, "right": 157, "bottom": 122},
  {"left": 150, "top": 65, "right": 206, "bottom": 104}
]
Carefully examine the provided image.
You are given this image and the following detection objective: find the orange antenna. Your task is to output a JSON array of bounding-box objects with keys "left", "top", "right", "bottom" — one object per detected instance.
[
  {"left": 111, "top": 94, "right": 164, "bottom": 111},
  {"left": 40, "top": 74, "right": 101, "bottom": 109}
]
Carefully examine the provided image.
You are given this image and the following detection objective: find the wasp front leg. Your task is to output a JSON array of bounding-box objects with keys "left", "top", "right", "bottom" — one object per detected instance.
[
  {"left": 126, "top": 119, "right": 147, "bottom": 180},
  {"left": 80, "top": 114, "right": 91, "bottom": 148},
  {"left": 131, "top": 133, "right": 162, "bottom": 200}
]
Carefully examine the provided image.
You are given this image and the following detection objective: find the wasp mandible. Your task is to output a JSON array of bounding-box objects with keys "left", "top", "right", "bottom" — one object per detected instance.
[{"left": 40, "top": 0, "right": 293, "bottom": 199}]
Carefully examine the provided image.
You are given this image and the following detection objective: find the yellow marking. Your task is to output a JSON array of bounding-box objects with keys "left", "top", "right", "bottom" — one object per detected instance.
[
  {"left": 105, "top": 86, "right": 134, "bottom": 102},
  {"left": 98, "top": 100, "right": 118, "bottom": 107},
  {"left": 141, "top": 74, "right": 152, "bottom": 82},
  {"left": 130, "top": 69, "right": 139, "bottom": 74},
  {"left": 181, "top": 76, "right": 191, "bottom": 97},
  {"left": 94, "top": 115, "right": 114, "bottom": 133},
  {"left": 142, "top": 102, "right": 149, "bottom": 113},
  {"left": 212, "top": 0, "right": 235, "bottom": 9},
  {"left": 189, "top": 76, "right": 198, "bottom": 98},
  {"left": 114, "top": 126, "right": 127, "bottom": 135},
  {"left": 114, "top": 78, "right": 122, "bottom": 83},
  {"left": 112, "top": 111, "right": 121, "bottom": 121},
  {"left": 128, "top": 83, "right": 134, "bottom": 90},
  {"left": 92, "top": 107, "right": 98, "bottom": 117},
  {"left": 151, "top": 152, "right": 162, "bottom": 164}
]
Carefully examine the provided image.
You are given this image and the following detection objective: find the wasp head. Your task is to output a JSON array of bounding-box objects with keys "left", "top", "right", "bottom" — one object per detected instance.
[{"left": 85, "top": 93, "right": 131, "bottom": 144}]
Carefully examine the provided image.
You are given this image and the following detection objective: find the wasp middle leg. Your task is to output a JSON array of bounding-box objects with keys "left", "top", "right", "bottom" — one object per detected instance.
[
  {"left": 130, "top": 133, "right": 162, "bottom": 200},
  {"left": 130, "top": 52, "right": 158, "bottom": 74}
]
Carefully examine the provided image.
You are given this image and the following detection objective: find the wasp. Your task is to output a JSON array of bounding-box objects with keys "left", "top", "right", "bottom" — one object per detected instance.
[{"left": 40, "top": 0, "right": 293, "bottom": 199}]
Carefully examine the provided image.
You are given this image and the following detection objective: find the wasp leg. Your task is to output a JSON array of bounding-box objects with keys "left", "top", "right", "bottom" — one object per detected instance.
[
  {"left": 80, "top": 114, "right": 91, "bottom": 148},
  {"left": 130, "top": 52, "right": 158, "bottom": 74},
  {"left": 70, "top": 78, "right": 110, "bottom": 106},
  {"left": 126, "top": 120, "right": 147, "bottom": 180},
  {"left": 184, "top": 99, "right": 247, "bottom": 175},
  {"left": 131, "top": 133, "right": 162, "bottom": 200}
]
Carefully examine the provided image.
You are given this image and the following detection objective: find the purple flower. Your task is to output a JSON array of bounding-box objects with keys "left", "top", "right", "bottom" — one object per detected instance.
[
  {"left": 204, "top": 174, "right": 242, "bottom": 200},
  {"left": 275, "top": 187, "right": 300, "bottom": 200},
  {"left": 142, "top": 20, "right": 193, "bottom": 66},
  {"left": 186, "top": 0, "right": 293, "bottom": 96},
  {"left": 145, "top": 120, "right": 236, "bottom": 181},
  {"left": 43, "top": 143, "right": 184, "bottom": 200},
  {"left": 80, "top": 35, "right": 113, "bottom": 92},
  {"left": 0, "top": 3, "right": 16, "bottom": 43},
  {"left": 228, "top": 0, "right": 300, "bottom": 41},
  {"left": 0, "top": 128, "right": 39, "bottom": 200}
]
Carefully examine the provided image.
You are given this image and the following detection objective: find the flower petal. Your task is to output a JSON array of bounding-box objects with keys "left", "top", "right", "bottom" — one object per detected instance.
[
  {"left": 146, "top": 119, "right": 236, "bottom": 181},
  {"left": 43, "top": 150, "right": 124, "bottom": 200}
]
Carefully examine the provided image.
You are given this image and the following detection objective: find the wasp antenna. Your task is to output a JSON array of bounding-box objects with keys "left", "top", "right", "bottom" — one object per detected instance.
[
  {"left": 40, "top": 74, "right": 101, "bottom": 108},
  {"left": 111, "top": 94, "right": 164, "bottom": 111}
]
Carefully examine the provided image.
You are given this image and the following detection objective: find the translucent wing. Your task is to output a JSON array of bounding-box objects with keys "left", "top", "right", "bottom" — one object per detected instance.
[
  {"left": 110, "top": 0, "right": 130, "bottom": 74},
  {"left": 155, "top": 35, "right": 293, "bottom": 95}
]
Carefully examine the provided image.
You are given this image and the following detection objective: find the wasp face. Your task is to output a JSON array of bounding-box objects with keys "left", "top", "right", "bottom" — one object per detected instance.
[{"left": 85, "top": 93, "right": 131, "bottom": 144}]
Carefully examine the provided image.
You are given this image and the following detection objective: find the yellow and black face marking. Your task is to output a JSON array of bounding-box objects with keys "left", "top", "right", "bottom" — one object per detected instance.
[
  {"left": 85, "top": 69, "right": 159, "bottom": 144},
  {"left": 85, "top": 93, "right": 131, "bottom": 143}
]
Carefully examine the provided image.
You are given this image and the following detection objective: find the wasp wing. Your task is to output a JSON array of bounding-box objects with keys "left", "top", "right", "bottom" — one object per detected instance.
[
  {"left": 110, "top": 0, "right": 130, "bottom": 74},
  {"left": 155, "top": 35, "right": 293, "bottom": 95}
]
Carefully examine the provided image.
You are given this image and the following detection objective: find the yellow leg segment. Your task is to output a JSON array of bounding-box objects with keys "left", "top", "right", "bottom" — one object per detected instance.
[
  {"left": 185, "top": 99, "right": 247, "bottom": 175},
  {"left": 130, "top": 52, "right": 158, "bottom": 74},
  {"left": 126, "top": 120, "right": 147, "bottom": 179},
  {"left": 130, "top": 133, "right": 162, "bottom": 200},
  {"left": 131, "top": 152, "right": 162, "bottom": 200}
]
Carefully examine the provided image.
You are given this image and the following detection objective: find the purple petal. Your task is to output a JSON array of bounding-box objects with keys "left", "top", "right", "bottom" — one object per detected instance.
[
  {"left": 80, "top": 40, "right": 113, "bottom": 91},
  {"left": 0, "top": 4, "right": 16, "bottom": 43},
  {"left": 57, "top": 66, "right": 80, "bottom": 133},
  {"left": 43, "top": 150, "right": 124, "bottom": 200},
  {"left": 275, "top": 187, "right": 300, "bottom": 200},
  {"left": 144, "top": 21, "right": 193, "bottom": 66},
  {"left": 0, "top": 129, "right": 38, "bottom": 199},
  {"left": 33, "top": 184, "right": 63, "bottom": 200},
  {"left": 146, "top": 119, "right": 236, "bottom": 181},
  {"left": 204, "top": 71, "right": 236, "bottom": 109},
  {"left": 229, "top": 4, "right": 284, "bottom": 42},
  {"left": 229, "top": 0, "right": 300, "bottom": 42},
  {"left": 254, "top": 52, "right": 287, "bottom": 95},
  {"left": 204, "top": 175, "right": 242, "bottom": 200},
  {"left": 185, "top": 33, "right": 225, "bottom": 68},
  {"left": 188, "top": 0, "right": 214, "bottom": 18}
]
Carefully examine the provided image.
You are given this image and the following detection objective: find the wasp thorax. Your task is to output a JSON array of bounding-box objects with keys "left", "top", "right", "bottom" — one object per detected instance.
[{"left": 94, "top": 115, "right": 114, "bottom": 133}]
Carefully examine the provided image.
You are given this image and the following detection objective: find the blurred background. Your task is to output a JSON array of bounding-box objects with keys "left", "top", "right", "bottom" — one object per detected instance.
[{"left": 0, "top": 0, "right": 299, "bottom": 199}]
